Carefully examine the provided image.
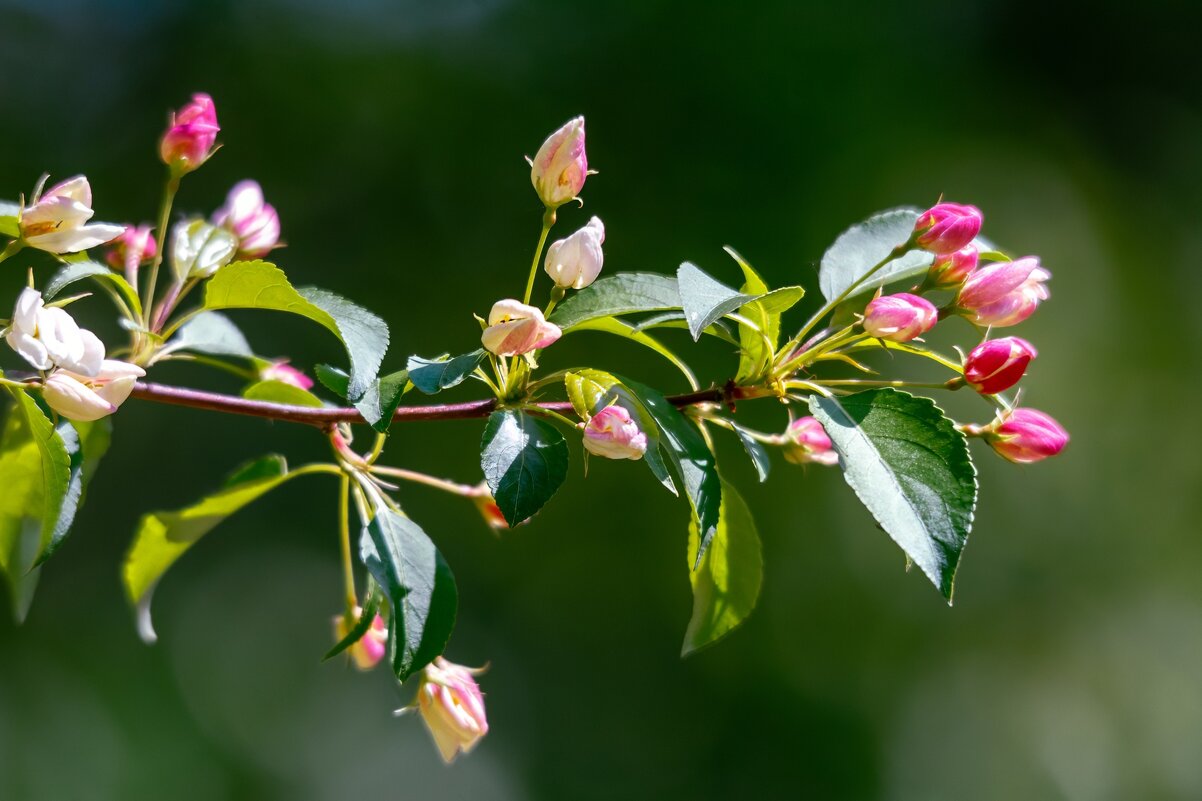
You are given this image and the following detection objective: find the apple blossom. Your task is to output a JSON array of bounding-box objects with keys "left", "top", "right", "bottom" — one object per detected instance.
[
  {"left": 160, "top": 93, "right": 220, "bottom": 174},
  {"left": 582, "top": 405, "right": 647, "bottom": 460},
  {"left": 105, "top": 224, "right": 158, "bottom": 275},
  {"left": 212, "top": 180, "right": 281, "bottom": 258},
  {"left": 417, "top": 657, "right": 489, "bottom": 763},
  {"left": 861, "top": 292, "right": 938, "bottom": 342},
  {"left": 913, "top": 202, "right": 982, "bottom": 254},
  {"left": 5, "top": 288, "right": 105, "bottom": 376},
  {"left": 480, "top": 299, "right": 561, "bottom": 356},
  {"left": 927, "top": 244, "right": 978, "bottom": 289},
  {"left": 984, "top": 408, "right": 1069, "bottom": 464},
  {"left": 260, "top": 360, "right": 313, "bottom": 390},
  {"left": 545, "top": 216, "right": 605, "bottom": 290},
  {"left": 966, "top": 268, "right": 1051, "bottom": 327},
  {"left": 531, "top": 117, "right": 588, "bottom": 208},
  {"left": 18, "top": 176, "right": 124, "bottom": 255},
  {"left": 333, "top": 607, "right": 388, "bottom": 671},
  {"left": 963, "top": 336, "right": 1037, "bottom": 395},
  {"left": 42, "top": 360, "right": 145, "bottom": 422},
  {"left": 782, "top": 416, "right": 838, "bottom": 466}
]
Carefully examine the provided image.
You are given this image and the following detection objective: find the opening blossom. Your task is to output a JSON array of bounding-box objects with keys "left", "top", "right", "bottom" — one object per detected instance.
[
  {"left": 544, "top": 216, "right": 605, "bottom": 289},
  {"left": 160, "top": 93, "right": 220, "bottom": 174},
  {"left": 984, "top": 408, "right": 1069, "bottom": 464},
  {"left": 782, "top": 416, "right": 838, "bottom": 466},
  {"left": 333, "top": 607, "right": 388, "bottom": 671},
  {"left": 42, "top": 360, "right": 145, "bottom": 423},
  {"left": 212, "top": 180, "right": 281, "bottom": 258},
  {"left": 913, "top": 202, "right": 983, "bottom": 255},
  {"left": 260, "top": 360, "right": 313, "bottom": 390},
  {"left": 480, "top": 299, "right": 561, "bottom": 357},
  {"left": 957, "top": 257, "right": 1051, "bottom": 327},
  {"left": 582, "top": 405, "right": 647, "bottom": 460},
  {"left": 6, "top": 287, "right": 105, "bottom": 375},
  {"left": 416, "top": 657, "right": 489, "bottom": 764},
  {"left": 19, "top": 176, "right": 124, "bottom": 255},
  {"left": 963, "top": 336, "right": 1037, "bottom": 395},
  {"left": 862, "top": 292, "right": 938, "bottom": 342},
  {"left": 106, "top": 224, "right": 158, "bottom": 275},
  {"left": 530, "top": 116, "right": 588, "bottom": 208}
]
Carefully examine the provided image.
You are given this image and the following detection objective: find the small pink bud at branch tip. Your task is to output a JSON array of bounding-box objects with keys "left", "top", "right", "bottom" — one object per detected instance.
[
  {"left": 782, "top": 416, "right": 838, "bottom": 466},
  {"left": 531, "top": 116, "right": 588, "bottom": 208},
  {"left": 160, "top": 93, "right": 220, "bottom": 174},
  {"left": 914, "top": 202, "right": 982, "bottom": 255}
]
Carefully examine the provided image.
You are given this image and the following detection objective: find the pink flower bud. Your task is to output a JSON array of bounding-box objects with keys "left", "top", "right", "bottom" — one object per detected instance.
[
  {"left": 544, "top": 216, "right": 605, "bottom": 289},
  {"left": 160, "top": 93, "right": 220, "bottom": 174},
  {"left": 914, "top": 202, "right": 983, "bottom": 255},
  {"left": 927, "top": 244, "right": 978, "bottom": 289},
  {"left": 581, "top": 405, "right": 648, "bottom": 460},
  {"left": 480, "top": 299, "right": 562, "bottom": 356},
  {"left": 260, "top": 360, "right": 313, "bottom": 390},
  {"left": 212, "top": 180, "right": 281, "bottom": 258},
  {"left": 861, "top": 292, "right": 938, "bottom": 342},
  {"left": 42, "top": 360, "right": 145, "bottom": 423},
  {"left": 333, "top": 606, "right": 388, "bottom": 671},
  {"left": 957, "top": 257, "right": 1050, "bottom": 327},
  {"left": 963, "top": 336, "right": 1037, "bottom": 395},
  {"left": 417, "top": 657, "right": 489, "bottom": 763},
  {"left": 530, "top": 116, "right": 588, "bottom": 208},
  {"left": 105, "top": 224, "right": 158, "bottom": 273},
  {"left": 782, "top": 416, "right": 838, "bottom": 466},
  {"left": 985, "top": 408, "right": 1068, "bottom": 464}
]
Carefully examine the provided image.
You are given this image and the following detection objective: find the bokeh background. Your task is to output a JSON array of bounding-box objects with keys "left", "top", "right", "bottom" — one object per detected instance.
[{"left": 1, "top": 1, "right": 1199, "bottom": 799}]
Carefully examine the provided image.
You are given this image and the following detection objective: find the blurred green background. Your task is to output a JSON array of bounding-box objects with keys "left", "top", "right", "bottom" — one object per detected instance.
[{"left": 1, "top": 1, "right": 1199, "bottom": 799}]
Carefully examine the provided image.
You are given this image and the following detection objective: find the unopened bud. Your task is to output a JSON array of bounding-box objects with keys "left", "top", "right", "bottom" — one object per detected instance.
[
  {"left": 984, "top": 407, "right": 1068, "bottom": 463},
  {"left": 861, "top": 292, "right": 938, "bottom": 342},
  {"left": 914, "top": 202, "right": 983, "bottom": 255},
  {"left": 963, "top": 336, "right": 1037, "bottom": 395},
  {"left": 530, "top": 117, "right": 588, "bottom": 208},
  {"left": 160, "top": 93, "right": 220, "bottom": 174}
]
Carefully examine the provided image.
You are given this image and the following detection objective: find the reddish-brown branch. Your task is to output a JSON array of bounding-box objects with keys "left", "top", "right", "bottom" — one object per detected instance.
[{"left": 128, "top": 381, "right": 749, "bottom": 428}]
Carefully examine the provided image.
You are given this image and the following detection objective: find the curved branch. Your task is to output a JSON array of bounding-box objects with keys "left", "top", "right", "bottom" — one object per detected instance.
[{"left": 128, "top": 381, "right": 750, "bottom": 428}]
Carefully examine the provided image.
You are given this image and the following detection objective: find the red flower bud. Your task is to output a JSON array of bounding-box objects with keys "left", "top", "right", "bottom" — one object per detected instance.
[
  {"left": 914, "top": 202, "right": 982, "bottom": 254},
  {"left": 963, "top": 336, "right": 1037, "bottom": 395},
  {"left": 160, "top": 93, "right": 220, "bottom": 174}
]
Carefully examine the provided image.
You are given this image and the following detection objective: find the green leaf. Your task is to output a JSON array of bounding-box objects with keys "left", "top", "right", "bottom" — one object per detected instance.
[
  {"left": 171, "top": 219, "right": 238, "bottom": 283},
  {"left": 629, "top": 313, "right": 741, "bottom": 346},
  {"left": 682, "top": 479, "right": 762, "bottom": 656},
  {"left": 40, "top": 418, "right": 112, "bottom": 566},
  {"left": 406, "top": 349, "right": 486, "bottom": 395},
  {"left": 122, "top": 455, "right": 301, "bottom": 642},
  {"left": 566, "top": 317, "right": 698, "bottom": 390},
  {"left": 315, "top": 364, "right": 350, "bottom": 398},
  {"left": 677, "top": 262, "right": 753, "bottom": 341},
  {"left": 808, "top": 388, "right": 977, "bottom": 601},
  {"left": 44, "top": 260, "right": 143, "bottom": 318},
  {"left": 7, "top": 390, "right": 71, "bottom": 560},
  {"left": 620, "top": 378, "right": 721, "bottom": 567},
  {"left": 818, "top": 207, "right": 997, "bottom": 303},
  {"left": 359, "top": 508, "right": 457, "bottom": 682},
  {"left": 564, "top": 370, "right": 676, "bottom": 494},
  {"left": 480, "top": 410, "right": 569, "bottom": 526},
  {"left": 323, "top": 582, "right": 383, "bottom": 661},
  {"left": 204, "top": 261, "right": 389, "bottom": 400},
  {"left": 724, "top": 247, "right": 805, "bottom": 383},
  {"left": 728, "top": 422, "right": 770, "bottom": 483},
  {"left": 242, "top": 380, "right": 325, "bottom": 408},
  {"left": 162, "top": 311, "right": 254, "bottom": 359},
  {"left": 353, "top": 369, "right": 411, "bottom": 433},
  {"left": 548, "top": 272, "right": 681, "bottom": 330}
]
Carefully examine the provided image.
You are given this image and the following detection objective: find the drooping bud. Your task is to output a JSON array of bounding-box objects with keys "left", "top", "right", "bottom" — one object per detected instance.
[
  {"left": 260, "top": 360, "right": 313, "bottom": 390},
  {"left": 957, "top": 257, "right": 1050, "bottom": 327},
  {"left": 160, "top": 93, "right": 220, "bottom": 174},
  {"left": 105, "top": 224, "right": 158, "bottom": 274},
  {"left": 42, "top": 360, "right": 145, "bottom": 422},
  {"left": 5, "top": 287, "right": 105, "bottom": 376},
  {"left": 963, "top": 336, "right": 1037, "bottom": 395},
  {"left": 416, "top": 657, "right": 489, "bottom": 763},
  {"left": 480, "top": 299, "right": 561, "bottom": 356},
  {"left": 984, "top": 408, "right": 1068, "bottom": 463},
  {"left": 333, "top": 607, "right": 388, "bottom": 671},
  {"left": 914, "top": 202, "right": 983, "bottom": 254},
  {"left": 782, "top": 416, "right": 838, "bottom": 466},
  {"left": 530, "top": 117, "right": 588, "bottom": 208},
  {"left": 212, "top": 180, "right": 281, "bottom": 258},
  {"left": 544, "top": 216, "right": 605, "bottom": 289},
  {"left": 861, "top": 292, "right": 938, "bottom": 342},
  {"left": 926, "top": 244, "right": 978, "bottom": 289},
  {"left": 471, "top": 484, "right": 509, "bottom": 531},
  {"left": 581, "top": 405, "right": 648, "bottom": 460},
  {"left": 19, "top": 175, "right": 124, "bottom": 255}
]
